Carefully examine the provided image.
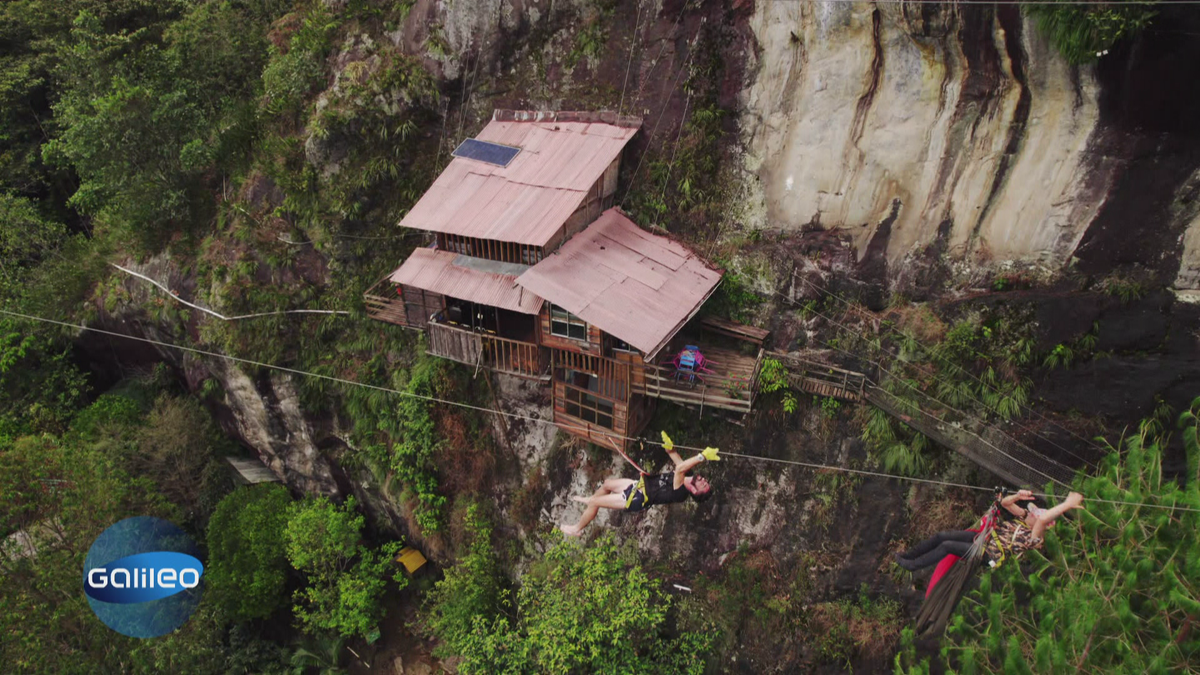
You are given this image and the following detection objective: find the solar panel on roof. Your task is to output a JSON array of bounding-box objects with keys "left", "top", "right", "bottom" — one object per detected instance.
[{"left": 452, "top": 138, "right": 521, "bottom": 167}]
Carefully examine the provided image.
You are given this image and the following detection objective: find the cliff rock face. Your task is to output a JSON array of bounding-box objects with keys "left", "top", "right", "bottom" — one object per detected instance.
[
  {"left": 739, "top": 2, "right": 1200, "bottom": 287},
  {"left": 94, "top": 255, "right": 341, "bottom": 496}
]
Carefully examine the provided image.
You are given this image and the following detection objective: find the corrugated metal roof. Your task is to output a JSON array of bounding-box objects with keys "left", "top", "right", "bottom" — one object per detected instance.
[
  {"left": 516, "top": 209, "right": 723, "bottom": 357},
  {"left": 390, "top": 248, "right": 544, "bottom": 315},
  {"left": 398, "top": 119, "right": 639, "bottom": 247}
]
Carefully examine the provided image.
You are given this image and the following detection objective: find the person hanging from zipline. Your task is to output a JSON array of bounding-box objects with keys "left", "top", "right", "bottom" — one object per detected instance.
[
  {"left": 905, "top": 489, "right": 1086, "bottom": 636},
  {"left": 896, "top": 489, "right": 1085, "bottom": 571},
  {"left": 560, "top": 432, "right": 717, "bottom": 536}
]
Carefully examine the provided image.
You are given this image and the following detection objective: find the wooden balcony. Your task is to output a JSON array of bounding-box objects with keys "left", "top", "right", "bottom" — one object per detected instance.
[
  {"left": 363, "top": 277, "right": 411, "bottom": 326},
  {"left": 427, "top": 321, "right": 548, "bottom": 380},
  {"left": 636, "top": 346, "right": 763, "bottom": 414}
]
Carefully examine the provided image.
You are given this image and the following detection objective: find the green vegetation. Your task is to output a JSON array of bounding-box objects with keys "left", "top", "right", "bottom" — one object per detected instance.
[
  {"left": 207, "top": 483, "right": 293, "bottom": 622},
  {"left": 566, "top": 1, "right": 616, "bottom": 68},
  {"left": 0, "top": 376, "right": 293, "bottom": 673},
  {"left": 898, "top": 399, "right": 1200, "bottom": 673},
  {"left": 285, "top": 496, "right": 405, "bottom": 638},
  {"left": 817, "top": 395, "right": 842, "bottom": 419},
  {"left": 757, "top": 357, "right": 798, "bottom": 413},
  {"left": 423, "top": 532, "right": 711, "bottom": 674},
  {"left": 626, "top": 22, "right": 736, "bottom": 244},
  {"left": 862, "top": 402, "right": 931, "bottom": 477},
  {"left": 850, "top": 307, "right": 1040, "bottom": 474},
  {"left": 705, "top": 263, "right": 763, "bottom": 323},
  {"left": 420, "top": 503, "right": 504, "bottom": 660},
  {"left": 45, "top": 0, "right": 275, "bottom": 251},
  {"left": 813, "top": 585, "right": 904, "bottom": 669},
  {"left": 1101, "top": 272, "right": 1147, "bottom": 304},
  {"left": 1026, "top": 1, "right": 1158, "bottom": 65}
]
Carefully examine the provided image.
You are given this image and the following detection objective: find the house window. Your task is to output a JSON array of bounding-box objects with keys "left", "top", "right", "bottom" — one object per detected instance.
[
  {"left": 564, "top": 387, "right": 614, "bottom": 429},
  {"left": 520, "top": 246, "right": 541, "bottom": 265},
  {"left": 549, "top": 304, "right": 587, "bottom": 341},
  {"left": 611, "top": 338, "right": 636, "bottom": 353}
]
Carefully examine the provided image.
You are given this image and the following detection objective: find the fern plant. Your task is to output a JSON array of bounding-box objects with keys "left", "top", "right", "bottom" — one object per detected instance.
[{"left": 1025, "top": 1, "right": 1158, "bottom": 65}]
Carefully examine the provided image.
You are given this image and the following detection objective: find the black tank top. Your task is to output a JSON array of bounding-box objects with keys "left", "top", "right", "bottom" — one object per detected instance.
[{"left": 645, "top": 473, "right": 690, "bottom": 505}]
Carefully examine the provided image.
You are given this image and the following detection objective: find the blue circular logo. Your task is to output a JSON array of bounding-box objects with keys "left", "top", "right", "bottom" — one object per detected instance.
[{"left": 83, "top": 517, "right": 205, "bottom": 638}]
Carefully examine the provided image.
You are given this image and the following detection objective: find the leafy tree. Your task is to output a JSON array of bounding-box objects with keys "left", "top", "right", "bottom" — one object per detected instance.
[
  {"left": 0, "top": 193, "right": 66, "bottom": 289},
  {"left": 284, "top": 496, "right": 404, "bottom": 637},
  {"left": 207, "top": 483, "right": 293, "bottom": 622},
  {"left": 433, "top": 534, "right": 711, "bottom": 675},
  {"left": 286, "top": 633, "right": 348, "bottom": 675},
  {"left": 131, "top": 394, "right": 234, "bottom": 529},
  {"left": 0, "top": 431, "right": 175, "bottom": 672},
  {"left": 0, "top": 322, "right": 89, "bottom": 438},
  {"left": 43, "top": 0, "right": 275, "bottom": 248},
  {"left": 898, "top": 397, "right": 1200, "bottom": 673},
  {"left": 420, "top": 502, "right": 503, "bottom": 658},
  {"left": 1026, "top": 1, "right": 1158, "bottom": 65}
]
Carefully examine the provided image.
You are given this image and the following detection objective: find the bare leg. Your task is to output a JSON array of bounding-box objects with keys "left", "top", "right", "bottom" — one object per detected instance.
[
  {"left": 561, "top": 489, "right": 630, "bottom": 536},
  {"left": 603, "top": 478, "right": 636, "bottom": 493}
]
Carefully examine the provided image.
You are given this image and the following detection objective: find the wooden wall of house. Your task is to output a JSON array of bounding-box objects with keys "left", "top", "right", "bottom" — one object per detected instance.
[
  {"left": 552, "top": 380, "right": 630, "bottom": 452},
  {"left": 600, "top": 155, "right": 619, "bottom": 198},
  {"left": 537, "top": 305, "right": 604, "bottom": 354},
  {"left": 627, "top": 394, "right": 655, "bottom": 441},
  {"left": 401, "top": 286, "right": 444, "bottom": 328},
  {"left": 612, "top": 349, "right": 647, "bottom": 389}
]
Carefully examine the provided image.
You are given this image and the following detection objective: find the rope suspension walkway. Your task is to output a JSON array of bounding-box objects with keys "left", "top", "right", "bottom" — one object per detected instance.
[
  {"left": 3, "top": 307, "right": 1195, "bottom": 514},
  {"left": 765, "top": 286, "right": 1079, "bottom": 490},
  {"left": 789, "top": 271, "right": 1106, "bottom": 464}
]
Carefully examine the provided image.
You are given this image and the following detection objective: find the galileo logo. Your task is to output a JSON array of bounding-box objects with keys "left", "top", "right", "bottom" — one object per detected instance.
[{"left": 83, "top": 517, "right": 204, "bottom": 638}]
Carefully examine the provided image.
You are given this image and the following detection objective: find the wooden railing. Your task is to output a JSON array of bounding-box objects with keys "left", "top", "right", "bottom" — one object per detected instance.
[
  {"left": 427, "top": 321, "right": 548, "bottom": 380},
  {"left": 769, "top": 353, "right": 867, "bottom": 402},
  {"left": 363, "top": 276, "right": 410, "bottom": 326},
  {"left": 637, "top": 363, "right": 756, "bottom": 413},
  {"left": 552, "top": 350, "right": 630, "bottom": 400}
]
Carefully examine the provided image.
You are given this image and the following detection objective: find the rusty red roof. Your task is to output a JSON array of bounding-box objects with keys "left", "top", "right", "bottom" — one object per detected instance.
[
  {"left": 397, "top": 115, "right": 639, "bottom": 247},
  {"left": 390, "top": 248, "right": 543, "bottom": 315},
  {"left": 516, "top": 209, "right": 723, "bottom": 357}
]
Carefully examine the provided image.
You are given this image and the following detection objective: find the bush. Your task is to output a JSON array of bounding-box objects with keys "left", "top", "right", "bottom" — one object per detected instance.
[
  {"left": 285, "top": 496, "right": 405, "bottom": 637},
  {"left": 207, "top": 484, "right": 293, "bottom": 622},
  {"left": 441, "top": 534, "right": 711, "bottom": 675},
  {"left": 421, "top": 503, "right": 503, "bottom": 658},
  {"left": 133, "top": 395, "right": 232, "bottom": 528},
  {"left": 1025, "top": 1, "right": 1158, "bottom": 65}
]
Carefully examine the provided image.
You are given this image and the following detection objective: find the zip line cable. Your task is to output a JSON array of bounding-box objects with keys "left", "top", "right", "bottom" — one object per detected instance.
[
  {"left": 762, "top": 286, "right": 1079, "bottom": 490},
  {"left": 4, "top": 306, "right": 1196, "bottom": 513},
  {"left": 788, "top": 272, "right": 1105, "bottom": 467}
]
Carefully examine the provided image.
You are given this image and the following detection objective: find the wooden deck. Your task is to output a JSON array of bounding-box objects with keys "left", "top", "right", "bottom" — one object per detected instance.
[
  {"left": 427, "top": 321, "right": 548, "bottom": 380},
  {"left": 637, "top": 346, "right": 763, "bottom": 414}
]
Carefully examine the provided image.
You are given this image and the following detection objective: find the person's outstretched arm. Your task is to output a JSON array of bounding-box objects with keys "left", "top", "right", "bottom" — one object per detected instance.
[
  {"left": 671, "top": 452, "right": 709, "bottom": 489},
  {"left": 1031, "top": 492, "right": 1084, "bottom": 539},
  {"left": 1001, "top": 489, "right": 1035, "bottom": 518}
]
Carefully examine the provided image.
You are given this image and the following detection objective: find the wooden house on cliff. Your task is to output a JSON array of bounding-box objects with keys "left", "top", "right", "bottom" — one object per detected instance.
[{"left": 364, "top": 110, "right": 766, "bottom": 451}]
